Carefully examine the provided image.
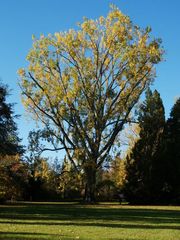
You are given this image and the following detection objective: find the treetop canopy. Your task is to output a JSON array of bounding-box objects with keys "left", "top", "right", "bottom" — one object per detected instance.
[{"left": 18, "top": 6, "right": 163, "bottom": 172}]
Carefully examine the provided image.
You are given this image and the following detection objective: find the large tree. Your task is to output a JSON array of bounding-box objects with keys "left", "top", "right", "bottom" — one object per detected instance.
[
  {"left": 124, "top": 89, "right": 166, "bottom": 204},
  {"left": 19, "top": 6, "right": 163, "bottom": 202},
  {"left": 162, "top": 98, "right": 180, "bottom": 203},
  {"left": 0, "top": 84, "right": 23, "bottom": 155},
  {"left": 0, "top": 84, "right": 24, "bottom": 201}
]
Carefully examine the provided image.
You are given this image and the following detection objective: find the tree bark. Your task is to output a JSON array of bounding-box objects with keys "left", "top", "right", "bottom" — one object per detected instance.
[{"left": 84, "top": 166, "right": 97, "bottom": 203}]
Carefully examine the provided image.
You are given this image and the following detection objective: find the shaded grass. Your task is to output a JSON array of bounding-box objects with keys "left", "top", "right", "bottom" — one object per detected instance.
[{"left": 0, "top": 202, "right": 180, "bottom": 239}]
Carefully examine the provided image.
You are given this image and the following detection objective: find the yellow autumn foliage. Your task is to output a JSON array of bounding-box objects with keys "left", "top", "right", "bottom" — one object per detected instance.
[{"left": 18, "top": 6, "right": 163, "bottom": 178}]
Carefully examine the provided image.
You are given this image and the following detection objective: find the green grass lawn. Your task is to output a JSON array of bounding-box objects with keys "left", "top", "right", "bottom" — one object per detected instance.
[{"left": 0, "top": 202, "right": 180, "bottom": 240}]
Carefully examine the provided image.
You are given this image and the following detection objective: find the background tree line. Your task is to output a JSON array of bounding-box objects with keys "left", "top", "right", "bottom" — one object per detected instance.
[{"left": 1, "top": 81, "right": 180, "bottom": 204}]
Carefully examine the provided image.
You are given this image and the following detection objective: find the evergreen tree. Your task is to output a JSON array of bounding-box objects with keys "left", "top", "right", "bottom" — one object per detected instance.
[
  {"left": 0, "top": 84, "right": 24, "bottom": 201},
  {"left": 162, "top": 98, "right": 180, "bottom": 203},
  {"left": 124, "top": 89, "right": 165, "bottom": 204},
  {"left": 0, "top": 84, "right": 23, "bottom": 155}
]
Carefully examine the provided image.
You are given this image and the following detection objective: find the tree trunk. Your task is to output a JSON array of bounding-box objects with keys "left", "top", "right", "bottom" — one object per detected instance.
[{"left": 84, "top": 166, "right": 97, "bottom": 203}]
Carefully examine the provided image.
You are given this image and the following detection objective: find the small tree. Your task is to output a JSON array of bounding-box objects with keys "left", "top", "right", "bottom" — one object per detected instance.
[
  {"left": 124, "top": 89, "right": 166, "bottom": 203},
  {"left": 0, "top": 154, "right": 27, "bottom": 201},
  {"left": 111, "top": 156, "right": 127, "bottom": 190},
  {"left": 26, "top": 130, "right": 59, "bottom": 201},
  {"left": 58, "top": 157, "right": 82, "bottom": 199},
  {"left": 19, "top": 6, "right": 163, "bottom": 202}
]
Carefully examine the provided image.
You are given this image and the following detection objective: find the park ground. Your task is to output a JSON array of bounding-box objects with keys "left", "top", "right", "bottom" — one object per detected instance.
[{"left": 0, "top": 202, "right": 180, "bottom": 240}]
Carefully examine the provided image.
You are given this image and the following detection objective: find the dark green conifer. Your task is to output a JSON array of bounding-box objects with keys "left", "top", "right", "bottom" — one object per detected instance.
[
  {"left": 162, "top": 98, "right": 180, "bottom": 203},
  {"left": 124, "top": 89, "right": 165, "bottom": 204},
  {"left": 0, "top": 84, "right": 23, "bottom": 155}
]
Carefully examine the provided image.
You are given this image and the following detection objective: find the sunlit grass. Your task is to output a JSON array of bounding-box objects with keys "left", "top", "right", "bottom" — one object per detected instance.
[{"left": 0, "top": 202, "right": 180, "bottom": 239}]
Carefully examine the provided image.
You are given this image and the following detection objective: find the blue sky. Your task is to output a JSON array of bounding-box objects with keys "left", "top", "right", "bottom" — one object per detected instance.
[{"left": 0, "top": 0, "right": 180, "bottom": 148}]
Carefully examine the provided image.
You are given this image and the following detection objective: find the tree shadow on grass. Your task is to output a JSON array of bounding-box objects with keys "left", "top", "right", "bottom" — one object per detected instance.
[
  {"left": 0, "top": 220, "right": 180, "bottom": 231},
  {"left": 0, "top": 231, "right": 72, "bottom": 240},
  {"left": 0, "top": 232, "right": 138, "bottom": 240},
  {"left": 0, "top": 232, "right": 50, "bottom": 240},
  {"left": 0, "top": 203, "right": 180, "bottom": 231}
]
